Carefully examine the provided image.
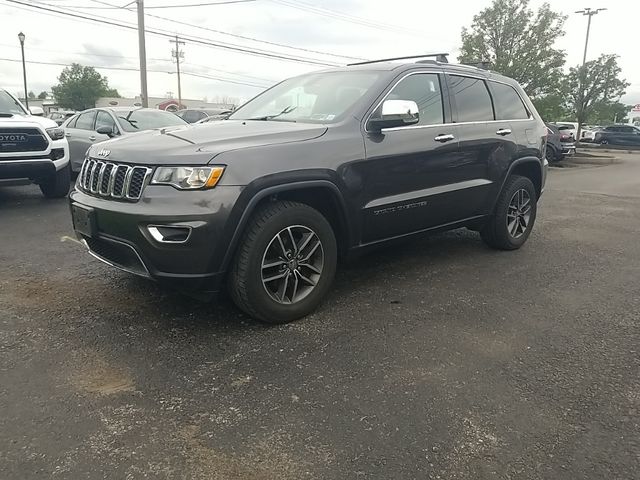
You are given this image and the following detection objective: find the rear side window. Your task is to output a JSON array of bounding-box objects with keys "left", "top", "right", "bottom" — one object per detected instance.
[
  {"left": 384, "top": 73, "right": 444, "bottom": 126},
  {"left": 450, "top": 76, "right": 494, "bottom": 122},
  {"left": 490, "top": 82, "right": 529, "bottom": 120},
  {"left": 66, "top": 115, "right": 78, "bottom": 128}
]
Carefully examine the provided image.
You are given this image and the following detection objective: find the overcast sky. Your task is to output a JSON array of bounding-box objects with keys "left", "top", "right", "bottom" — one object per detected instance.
[{"left": 1, "top": 0, "right": 638, "bottom": 106}]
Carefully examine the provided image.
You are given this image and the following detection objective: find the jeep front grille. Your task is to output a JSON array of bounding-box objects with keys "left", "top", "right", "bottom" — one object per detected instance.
[{"left": 79, "top": 159, "right": 152, "bottom": 201}]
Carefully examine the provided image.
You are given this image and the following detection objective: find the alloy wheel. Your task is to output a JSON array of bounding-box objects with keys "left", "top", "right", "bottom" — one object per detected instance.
[
  {"left": 506, "top": 189, "right": 532, "bottom": 239},
  {"left": 261, "top": 225, "right": 324, "bottom": 304}
]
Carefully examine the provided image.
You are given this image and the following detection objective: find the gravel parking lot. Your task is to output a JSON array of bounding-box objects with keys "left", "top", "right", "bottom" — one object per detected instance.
[{"left": 1, "top": 154, "right": 639, "bottom": 479}]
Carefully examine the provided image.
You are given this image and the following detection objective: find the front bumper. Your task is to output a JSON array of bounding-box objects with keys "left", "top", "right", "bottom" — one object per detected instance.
[
  {"left": 69, "top": 184, "right": 243, "bottom": 294},
  {"left": 0, "top": 138, "right": 69, "bottom": 180},
  {"left": 561, "top": 142, "right": 576, "bottom": 155}
]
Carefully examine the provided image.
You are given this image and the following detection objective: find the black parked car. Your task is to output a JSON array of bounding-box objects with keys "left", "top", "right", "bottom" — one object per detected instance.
[
  {"left": 593, "top": 125, "right": 640, "bottom": 146},
  {"left": 69, "top": 55, "right": 547, "bottom": 323},
  {"left": 546, "top": 123, "right": 575, "bottom": 161}
]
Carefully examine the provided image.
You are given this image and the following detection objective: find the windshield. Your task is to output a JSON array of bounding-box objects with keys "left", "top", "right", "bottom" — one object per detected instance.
[
  {"left": 229, "top": 71, "right": 382, "bottom": 124},
  {"left": 0, "top": 90, "right": 27, "bottom": 115},
  {"left": 116, "top": 109, "right": 187, "bottom": 132}
]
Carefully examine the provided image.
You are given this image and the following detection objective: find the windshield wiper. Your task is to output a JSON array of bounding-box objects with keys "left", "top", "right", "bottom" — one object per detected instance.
[{"left": 247, "top": 105, "right": 297, "bottom": 122}]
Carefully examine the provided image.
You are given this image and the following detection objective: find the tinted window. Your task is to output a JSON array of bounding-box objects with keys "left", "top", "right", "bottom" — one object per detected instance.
[
  {"left": 183, "top": 110, "right": 206, "bottom": 123},
  {"left": 95, "top": 110, "right": 116, "bottom": 131},
  {"left": 75, "top": 111, "right": 96, "bottom": 130},
  {"left": 450, "top": 76, "right": 494, "bottom": 122},
  {"left": 115, "top": 109, "right": 187, "bottom": 132},
  {"left": 383, "top": 73, "right": 444, "bottom": 126},
  {"left": 490, "top": 82, "right": 529, "bottom": 120}
]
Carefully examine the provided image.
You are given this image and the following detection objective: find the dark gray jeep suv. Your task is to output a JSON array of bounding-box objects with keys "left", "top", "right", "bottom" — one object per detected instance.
[{"left": 69, "top": 55, "right": 548, "bottom": 323}]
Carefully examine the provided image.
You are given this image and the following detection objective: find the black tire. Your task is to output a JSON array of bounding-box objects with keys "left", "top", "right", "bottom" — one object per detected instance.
[
  {"left": 600, "top": 139, "right": 609, "bottom": 145},
  {"left": 481, "top": 175, "right": 537, "bottom": 250},
  {"left": 39, "top": 164, "right": 71, "bottom": 198},
  {"left": 228, "top": 200, "right": 337, "bottom": 324},
  {"left": 546, "top": 145, "right": 559, "bottom": 162}
]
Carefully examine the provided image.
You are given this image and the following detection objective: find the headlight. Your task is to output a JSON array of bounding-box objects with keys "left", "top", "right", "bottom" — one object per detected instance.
[
  {"left": 46, "top": 126, "right": 65, "bottom": 140},
  {"left": 151, "top": 166, "right": 225, "bottom": 190}
]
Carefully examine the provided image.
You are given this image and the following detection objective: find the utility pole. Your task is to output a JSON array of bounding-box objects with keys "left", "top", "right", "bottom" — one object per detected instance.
[
  {"left": 170, "top": 35, "right": 185, "bottom": 110},
  {"left": 136, "top": 0, "right": 149, "bottom": 107},
  {"left": 575, "top": 7, "right": 606, "bottom": 140}
]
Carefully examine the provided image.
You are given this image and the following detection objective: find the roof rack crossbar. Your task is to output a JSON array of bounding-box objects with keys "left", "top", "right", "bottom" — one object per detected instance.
[{"left": 347, "top": 53, "right": 449, "bottom": 66}]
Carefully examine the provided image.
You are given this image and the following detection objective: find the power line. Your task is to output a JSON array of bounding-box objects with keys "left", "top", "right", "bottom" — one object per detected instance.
[
  {"left": 268, "top": 0, "right": 430, "bottom": 38},
  {"left": 82, "top": 0, "right": 364, "bottom": 61},
  {"left": 44, "top": 0, "right": 256, "bottom": 8},
  {"left": 0, "top": 57, "right": 270, "bottom": 88},
  {"left": 0, "top": 42, "right": 276, "bottom": 83},
  {"left": 4, "top": 0, "right": 341, "bottom": 67}
]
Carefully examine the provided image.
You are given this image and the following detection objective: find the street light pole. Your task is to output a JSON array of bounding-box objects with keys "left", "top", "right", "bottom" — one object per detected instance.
[
  {"left": 18, "top": 32, "right": 28, "bottom": 110},
  {"left": 575, "top": 7, "right": 606, "bottom": 140},
  {"left": 136, "top": 0, "right": 149, "bottom": 107}
]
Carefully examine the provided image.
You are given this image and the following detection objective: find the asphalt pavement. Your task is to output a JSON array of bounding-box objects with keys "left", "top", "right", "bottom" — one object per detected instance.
[{"left": 1, "top": 154, "right": 639, "bottom": 479}]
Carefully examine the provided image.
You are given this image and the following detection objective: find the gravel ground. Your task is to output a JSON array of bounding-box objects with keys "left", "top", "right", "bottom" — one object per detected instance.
[{"left": 1, "top": 155, "right": 639, "bottom": 479}]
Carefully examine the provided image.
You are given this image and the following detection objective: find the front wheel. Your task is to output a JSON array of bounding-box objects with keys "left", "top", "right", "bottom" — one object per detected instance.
[
  {"left": 228, "top": 201, "right": 337, "bottom": 324},
  {"left": 481, "top": 175, "right": 537, "bottom": 250},
  {"left": 39, "top": 164, "right": 71, "bottom": 198}
]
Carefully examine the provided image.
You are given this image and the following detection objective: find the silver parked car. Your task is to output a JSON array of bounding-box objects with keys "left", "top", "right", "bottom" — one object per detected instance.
[{"left": 63, "top": 107, "right": 188, "bottom": 172}]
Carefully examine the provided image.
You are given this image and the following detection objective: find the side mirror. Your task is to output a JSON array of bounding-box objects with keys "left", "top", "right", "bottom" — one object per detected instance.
[
  {"left": 96, "top": 125, "right": 116, "bottom": 138},
  {"left": 29, "top": 106, "right": 44, "bottom": 116},
  {"left": 368, "top": 100, "right": 419, "bottom": 131}
]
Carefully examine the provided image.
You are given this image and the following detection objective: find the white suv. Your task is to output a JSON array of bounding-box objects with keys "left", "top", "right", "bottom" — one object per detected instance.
[{"left": 0, "top": 89, "right": 70, "bottom": 198}]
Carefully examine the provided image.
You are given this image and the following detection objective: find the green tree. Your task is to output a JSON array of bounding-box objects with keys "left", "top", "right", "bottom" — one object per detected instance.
[
  {"left": 566, "top": 54, "right": 629, "bottom": 136},
  {"left": 588, "top": 101, "right": 629, "bottom": 125},
  {"left": 51, "top": 64, "right": 120, "bottom": 110},
  {"left": 459, "top": 0, "right": 566, "bottom": 97},
  {"left": 28, "top": 91, "right": 36, "bottom": 99},
  {"left": 37, "top": 91, "right": 48, "bottom": 100},
  {"left": 532, "top": 93, "right": 571, "bottom": 122}
]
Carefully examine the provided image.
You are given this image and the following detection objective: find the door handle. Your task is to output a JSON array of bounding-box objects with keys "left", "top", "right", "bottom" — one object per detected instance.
[
  {"left": 65, "top": 132, "right": 71, "bottom": 137},
  {"left": 496, "top": 128, "right": 512, "bottom": 136},
  {"left": 89, "top": 136, "right": 96, "bottom": 141},
  {"left": 434, "top": 134, "right": 455, "bottom": 142}
]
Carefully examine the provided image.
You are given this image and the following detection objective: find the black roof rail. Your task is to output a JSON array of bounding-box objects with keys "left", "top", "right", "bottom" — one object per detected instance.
[{"left": 348, "top": 53, "right": 449, "bottom": 66}]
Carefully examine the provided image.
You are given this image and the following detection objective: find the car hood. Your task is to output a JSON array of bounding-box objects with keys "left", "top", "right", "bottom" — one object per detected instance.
[
  {"left": 0, "top": 113, "right": 57, "bottom": 129},
  {"left": 87, "top": 120, "right": 328, "bottom": 165}
]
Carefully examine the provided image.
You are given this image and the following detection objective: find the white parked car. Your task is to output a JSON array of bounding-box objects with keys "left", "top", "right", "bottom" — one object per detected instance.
[
  {"left": 580, "top": 125, "right": 604, "bottom": 143},
  {"left": 0, "top": 89, "right": 70, "bottom": 198}
]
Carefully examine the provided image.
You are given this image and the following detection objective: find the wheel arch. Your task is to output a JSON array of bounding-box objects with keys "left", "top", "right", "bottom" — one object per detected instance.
[
  {"left": 493, "top": 157, "right": 543, "bottom": 210},
  {"left": 219, "top": 180, "right": 352, "bottom": 274}
]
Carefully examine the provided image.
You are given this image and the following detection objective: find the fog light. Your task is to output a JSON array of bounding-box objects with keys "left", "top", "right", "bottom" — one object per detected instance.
[
  {"left": 147, "top": 225, "right": 191, "bottom": 243},
  {"left": 49, "top": 148, "right": 65, "bottom": 160}
]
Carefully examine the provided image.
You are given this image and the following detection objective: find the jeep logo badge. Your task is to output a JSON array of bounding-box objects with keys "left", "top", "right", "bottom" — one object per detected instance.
[
  {"left": 97, "top": 149, "right": 111, "bottom": 157},
  {"left": 0, "top": 133, "right": 28, "bottom": 142}
]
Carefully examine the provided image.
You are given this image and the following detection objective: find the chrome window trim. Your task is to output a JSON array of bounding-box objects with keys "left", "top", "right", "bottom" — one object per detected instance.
[{"left": 364, "top": 69, "right": 448, "bottom": 133}]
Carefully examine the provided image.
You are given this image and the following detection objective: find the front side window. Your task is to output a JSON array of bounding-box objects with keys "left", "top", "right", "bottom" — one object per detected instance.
[
  {"left": 75, "top": 111, "right": 97, "bottom": 130},
  {"left": 95, "top": 110, "right": 116, "bottom": 132},
  {"left": 381, "top": 73, "right": 444, "bottom": 126},
  {"left": 490, "top": 82, "right": 529, "bottom": 120},
  {"left": 450, "top": 76, "right": 494, "bottom": 122},
  {"left": 229, "top": 71, "right": 382, "bottom": 124}
]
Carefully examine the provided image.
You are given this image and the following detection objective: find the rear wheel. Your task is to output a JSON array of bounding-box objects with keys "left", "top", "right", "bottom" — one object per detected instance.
[
  {"left": 228, "top": 200, "right": 337, "bottom": 324},
  {"left": 39, "top": 164, "right": 71, "bottom": 198},
  {"left": 481, "top": 175, "right": 537, "bottom": 250}
]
